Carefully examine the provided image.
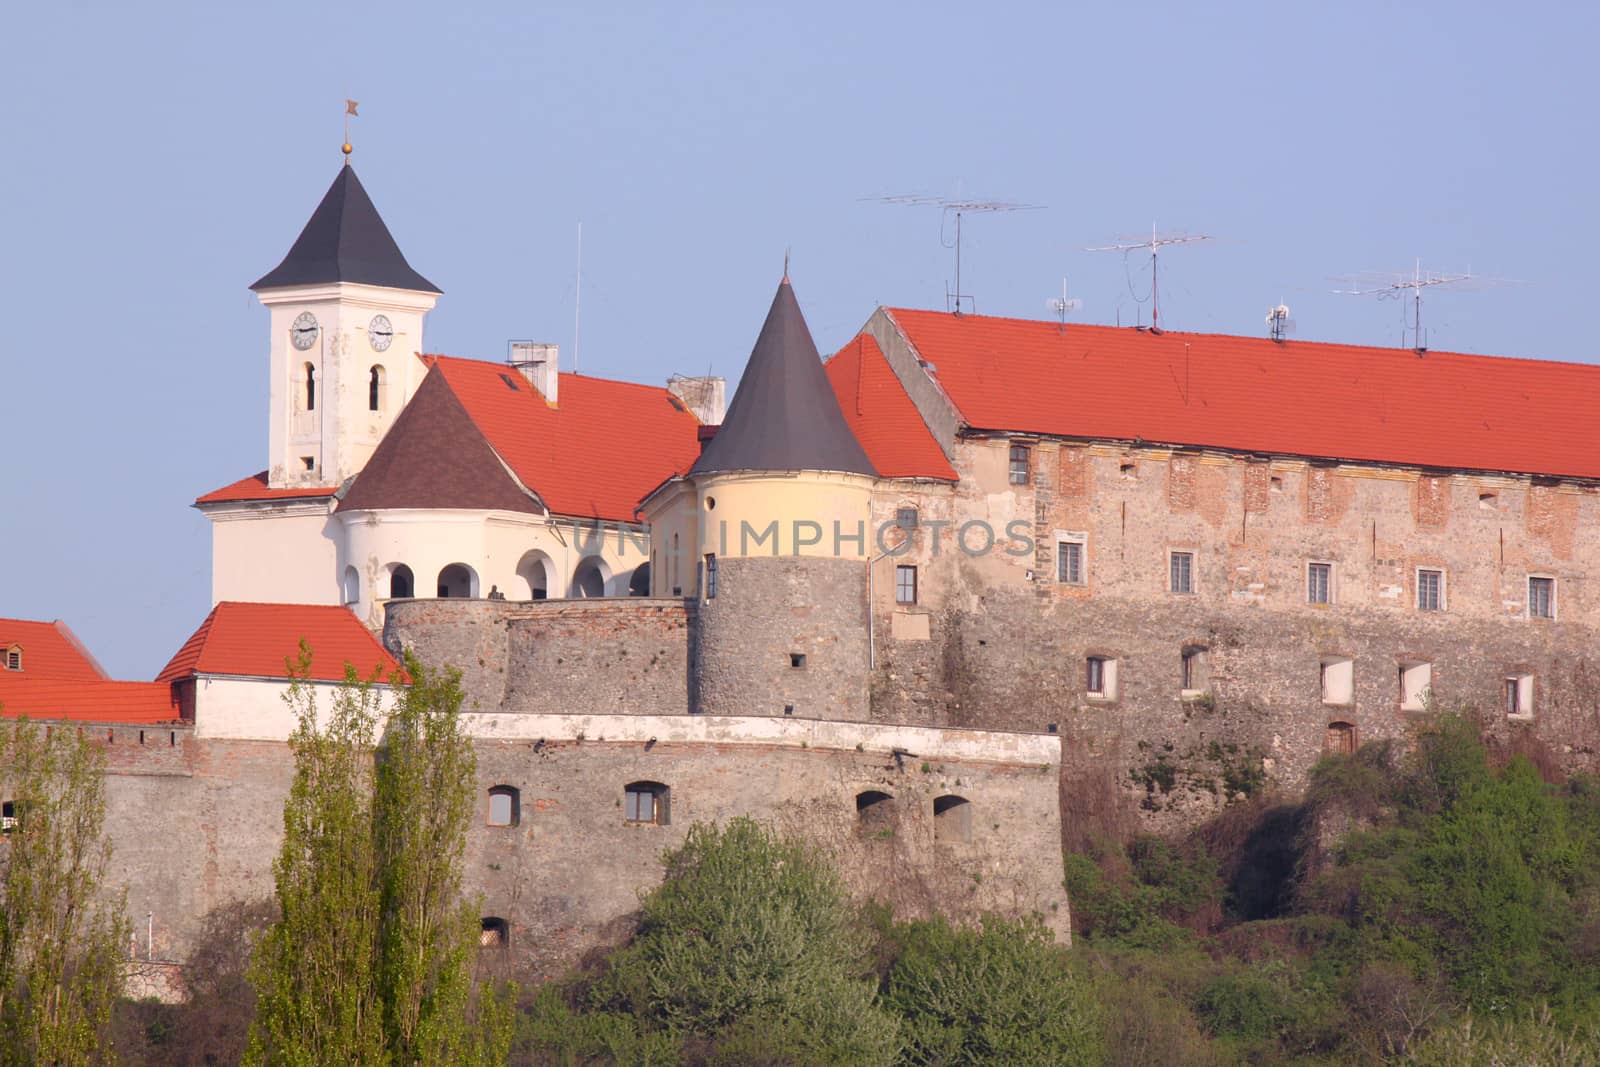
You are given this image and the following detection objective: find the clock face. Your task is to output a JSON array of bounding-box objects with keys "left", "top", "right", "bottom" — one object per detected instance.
[
  {"left": 290, "top": 312, "right": 319, "bottom": 351},
  {"left": 368, "top": 314, "right": 394, "bottom": 352}
]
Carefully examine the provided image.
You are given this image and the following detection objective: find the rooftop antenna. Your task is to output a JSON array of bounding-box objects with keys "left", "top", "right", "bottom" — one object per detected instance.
[
  {"left": 868, "top": 194, "right": 1044, "bottom": 315},
  {"left": 1047, "top": 278, "right": 1082, "bottom": 332},
  {"left": 1266, "top": 302, "right": 1295, "bottom": 343},
  {"left": 1086, "top": 223, "right": 1212, "bottom": 332},
  {"left": 1332, "top": 260, "right": 1505, "bottom": 354},
  {"left": 573, "top": 222, "right": 582, "bottom": 374}
]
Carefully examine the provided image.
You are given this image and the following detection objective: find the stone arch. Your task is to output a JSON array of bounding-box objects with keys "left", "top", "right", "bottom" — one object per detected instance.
[
  {"left": 933, "top": 795, "right": 973, "bottom": 843},
  {"left": 571, "top": 556, "right": 611, "bottom": 598},
  {"left": 516, "top": 550, "right": 554, "bottom": 600},
  {"left": 856, "top": 790, "right": 897, "bottom": 834},
  {"left": 437, "top": 563, "right": 477, "bottom": 599},
  {"left": 342, "top": 565, "right": 360, "bottom": 606},
  {"left": 628, "top": 562, "right": 651, "bottom": 597},
  {"left": 387, "top": 564, "right": 414, "bottom": 599},
  {"left": 487, "top": 785, "right": 520, "bottom": 827}
]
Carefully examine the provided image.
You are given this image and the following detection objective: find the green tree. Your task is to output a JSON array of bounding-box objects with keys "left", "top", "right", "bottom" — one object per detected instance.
[
  {"left": 0, "top": 715, "right": 130, "bottom": 1067},
  {"left": 246, "top": 647, "right": 513, "bottom": 1067}
]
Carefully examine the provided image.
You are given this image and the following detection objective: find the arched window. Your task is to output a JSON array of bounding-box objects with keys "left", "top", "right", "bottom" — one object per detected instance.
[
  {"left": 304, "top": 363, "right": 316, "bottom": 412},
  {"left": 1325, "top": 722, "right": 1358, "bottom": 756},
  {"left": 516, "top": 550, "right": 552, "bottom": 600},
  {"left": 389, "top": 564, "right": 414, "bottom": 600},
  {"left": 624, "top": 781, "right": 670, "bottom": 825},
  {"left": 488, "top": 786, "right": 520, "bottom": 827},
  {"left": 479, "top": 917, "right": 509, "bottom": 947},
  {"left": 437, "top": 563, "right": 476, "bottom": 598},
  {"left": 856, "top": 790, "right": 896, "bottom": 834},
  {"left": 933, "top": 795, "right": 972, "bottom": 843},
  {"left": 571, "top": 557, "right": 609, "bottom": 598},
  {"left": 369, "top": 365, "right": 386, "bottom": 412},
  {"left": 342, "top": 566, "right": 360, "bottom": 606},
  {"left": 628, "top": 563, "right": 651, "bottom": 597}
]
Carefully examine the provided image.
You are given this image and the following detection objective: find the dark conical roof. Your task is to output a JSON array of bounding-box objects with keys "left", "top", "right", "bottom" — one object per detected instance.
[
  {"left": 691, "top": 278, "right": 877, "bottom": 477},
  {"left": 251, "top": 165, "right": 440, "bottom": 293}
]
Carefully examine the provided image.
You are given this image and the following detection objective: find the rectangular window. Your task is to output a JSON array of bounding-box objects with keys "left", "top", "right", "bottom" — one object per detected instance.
[
  {"left": 1056, "top": 540, "right": 1084, "bottom": 585},
  {"left": 1399, "top": 661, "right": 1432, "bottom": 711},
  {"left": 1181, "top": 647, "right": 1208, "bottom": 693},
  {"left": 1529, "top": 576, "right": 1555, "bottom": 619},
  {"left": 895, "top": 506, "right": 919, "bottom": 530},
  {"left": 703, "top": 554, "right": 718, "bottom": 600},
  {"left": 1321, "top": 656, "right": 1354, "bottom": 705},
  {"left": 1009, "top": 444, "right": 1031, "bottom": 485},
  {"left": 1505, "top": 674, "right": 1533, "bottom": 719},
  {"left": 1307, "top": 562, "right": 1332, "bottom": 605},
  {"left": 895, "top": 565, "right": 918, "bottom": 605},
  {"left": 1169, "top": 551, "right": 1194, "bottom": 594},
  {"left": 625, "top": 788, "right": 658, "bottom": 824},
  {"left": 1086, "top": 656, "right": 1107, "bottom": 697},
  {"left": 1417, "top": 568, "right": 1443, "bottom": 612}
]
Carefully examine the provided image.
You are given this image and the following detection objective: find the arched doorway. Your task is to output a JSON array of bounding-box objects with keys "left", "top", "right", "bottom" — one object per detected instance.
[
  {"left": 437, "top": 563, "right": 477, "bottom": 598},
  {"left": 516, "top": 550, "right": 554, "bottom": 600},
  {"left": 628, "top": 562, "right": 651, "bottom": 597},
  {"left": 571, "top": 557, "right": 609, "bottom": 598},
  {"left": 388, "top": 564, "right": 414, "bottom": 599}
]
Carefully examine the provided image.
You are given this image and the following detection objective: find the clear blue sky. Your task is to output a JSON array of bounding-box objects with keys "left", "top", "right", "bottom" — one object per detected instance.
[{"left": 2, "top": 1, "right": 1593, "bottom": 678}]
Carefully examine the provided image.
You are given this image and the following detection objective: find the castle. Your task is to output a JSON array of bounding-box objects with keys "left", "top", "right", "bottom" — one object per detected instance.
[{"left": 5, "top": 157, "right": 1600, "bottom": 980}]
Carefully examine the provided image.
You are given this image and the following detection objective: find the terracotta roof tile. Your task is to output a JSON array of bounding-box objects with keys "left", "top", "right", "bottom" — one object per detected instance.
[
  {"left": 825, "top": 334, "right": 957, "bottom": 481},
  {"left": 0, "top": 680, "right": 179, "bottom": 724},
  {"left": 0, "top": 618, "right": 109, "bottom": 681},
  {"left": 427, "top": 357, "right": 704, "bottom": 521},
  {"left": 889, "top": 309, "right": 1600, "bottom": 479},
  {"left": 155, "top": 602, "right": 400, "bottom": 684},
  {"left": 195, "top": 471, "right": 340, "bottom": 506}
]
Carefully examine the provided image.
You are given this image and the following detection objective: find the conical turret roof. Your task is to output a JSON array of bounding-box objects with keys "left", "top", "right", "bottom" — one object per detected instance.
[
  {"left": 251, "top": 165, "right": 440, "bottom": 293},
  {"left": 691, "top": 278, "right": 876, "bottom": 477}
]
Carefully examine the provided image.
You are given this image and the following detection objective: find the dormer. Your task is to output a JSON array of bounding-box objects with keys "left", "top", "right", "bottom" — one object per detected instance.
[{"left": 4, "top": 644, "right": 20, "bottom": 671}]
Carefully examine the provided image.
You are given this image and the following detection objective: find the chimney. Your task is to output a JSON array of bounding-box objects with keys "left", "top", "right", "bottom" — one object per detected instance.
[
  {"left": 667, "top": 374, "right": 726, "bottom": 425},
  {"left": 509, "top": 342, "right": 560, "bottom": 404}
]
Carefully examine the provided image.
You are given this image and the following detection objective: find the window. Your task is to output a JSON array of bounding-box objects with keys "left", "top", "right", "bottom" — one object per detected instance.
[
  {"left": 1009, "top": 444, "right": 1031, "bottom": 485},
  {"left": 856, "top": 790, "right": 896, "bottom": 833},
  {"left": 389, "top": 564, "right": 414, "bottom": 599},
  {"left": 933, "top": 795, "right": 972, "bottom": 843},
  {"left": 437, "top": 563, "right": 475, "bottom": 598},
  {"left": 1169, "top": 551, "right": 1194, "bottom": 594},
  {"left": 1056, "top": 540, "right": 1084, "bottom": 585},
  {"left": 1505, "top": 674, "right": 1534, "bottom": 720},
  {"left": 1307, "top": 562, "right": 1332, "bottom": 605},
  {"left": 1, "top": 800, "right": 15, "bottom": 833},
  {"left": 342, "top": 566, "right": 360, "bottom": 606},
  {"left": 1320, "top": 656, "right": 1354, "bottom": 705},
  {"left": 895, "top": 506, "right": 919, "bottom": 530},
  {"left": 301, "top": 456, "right": 316, "bottom": 471},
  {"left": 625, "top": 781, "right": 670, "bottom": 825},
  {"left": 1529, "top": 576, "right": 1555, "bottom": 619},
  {"left": 790, "top": 652, "right": 806, "bottom": 669},
  {"left": 1399, "top": 661, "right": 1432, "bottom": 711},
  {"left": 1417, "top": 568, "right": 1443, "bottom": 612},
  {"left": 4, "top": 646, "right": 19, "bottom": 672},
  {"left": 1085, "top": 655, "right": 1118, "bottom": 700},
  {"left": 487, "top": 786, "right": 520, "bottom": 827},
  {"left": 479, "top": 917, "right": 509, "bottom": 948},
  {"left": 369, "top": 365, "right": 386, "bottom": 411},
  {"left": 304, "top": 363, "right": 316, "bottom": 411},
  {"left": 895, "top": 565, "right": 918, "bottom": 605},
  {"left": 1325, "top": 722, "right": 1358, "bottom": 756},
  {"left": 1181, "top": 646, "right": 1209, "bottom": 694},
  {"left": 1479, "top": 491, "right": 1498, "bottom": 510},
  {"left": 703, "top": 554, "right": 718, "bottom": 600}
]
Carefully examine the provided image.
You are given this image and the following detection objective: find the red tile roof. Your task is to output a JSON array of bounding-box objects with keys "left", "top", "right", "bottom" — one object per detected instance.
[
  {"left": 425, "top": 356, "right": 704, "bottom": 521},
  {"left": 195, "top": 471, "right": 341, "bottom": 506},
  {"left": 0, "top": 618, "right": 109, "bottom": 681},
  {"left": 887, "top": 309, "right": 1600, "bottom": 480},
  {"left": 156, "top": 602, "right": 401, "bottom": 684},
  {"left": 0, "top": 680, "right": 179, "bottom": 724},
  {"left": 824, "top": 335, "right": 957, "bottom": 481}
]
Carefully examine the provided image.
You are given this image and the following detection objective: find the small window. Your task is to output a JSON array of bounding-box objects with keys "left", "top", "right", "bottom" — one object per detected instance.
[
  {"left": 625, "top": 781, "right": 670, "bottom": 825},
  {"left": 1321, "top": 655, "right": 1354, "bottom": 705},
  {"left": 790, "top": 652, "right": 806, "bottom": 669},
  {"left": 1529, "top": 576, "right": 1555, "bottom": 619},
  {"left": 1057, "top": 540, "right": 1084, "bottom": 585},
  {"left": 498, "top": 373, "right": 521, "bottom": 391},
  {"left": 4, "top": 646, "right": 19, "bottom": 672},
  {"left": 933, "top": 795, "right": 972, "bottom": 843},
  {"left": 1479, "top": 491, "right": 1498, "bottom": 510},
  {"left": 1307, "top": 562, "right": 1332, "bottom": 605},
  {"left": 301, "top": 456, "right": 316, "bottom": 471},
  {"left": 1, "top": 800, "right": 16, "bottom": 833},
  {"left": 389, "top": 564, "right": 414, "bottom": 599},
  {"left": 1325, "top": 721, "right": 1358, "bottom": 756},
  {"left": 1181, "top": 646, "right": 1208, "bottom": 694},
  {"left": 342, "top": 566, "right": 360, "bottom": 606},
  {"left": 1399, "top": 661, "right": 1432, "bottom": 711},
  {"left": 856, "top": 790, "right": 896, "bottom": 833},
  {"left": 1505, "top": 674, "right": 1534, "bottom": 720},
  {"left": 1120, "top": 461, "right": 1138, "bottom": 480},
  {"left": 1009, "top": 444, "right": 1031, "bottom": 485},
  {"left": 369, "top": 365, "right": 386, "bottom": 412},
  {"left": 1270, "top": 475, "right": 1283, "bottom": 493},
  {"left": 703, "top": 555, "right": 718, "bottom": 600},
  {"left": 479, "top": 917, "right": 509, "bottom": 947},
  {"left": 304, "top": 363, "right": 316, "bottom": 412},
  {"left": 895, "top": 506, "right": 919, "bottom": 530},
  {"left": 487, "top": 786, "right": 520, "bottom": 827},
  {"left": 1169, "top": 551, "right": 1195, "bottom": 594},
  {"left": 895, "top": 565, "right": 918, "bottom": 605},
  {"left": 1085, "top": 655, "right": 1118, "bottom": 700},
  {"left": 1417, "top": 568, "right": 1444, "bottom": 612}
]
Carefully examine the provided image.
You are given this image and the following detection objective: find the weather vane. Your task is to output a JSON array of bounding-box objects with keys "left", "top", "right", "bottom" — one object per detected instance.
[{"left": 342, "top": 99, "right": 359, "bottom": 162}]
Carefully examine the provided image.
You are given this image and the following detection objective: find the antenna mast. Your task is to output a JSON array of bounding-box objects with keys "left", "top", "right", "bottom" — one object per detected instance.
[
  {"left": 1333, "top": 260, "right": 1480, "bottom": 353},
  {"left": 868, "top": 195, "right": 1044, "bottom": 315},
  {"left": 573, "top": 222, "right": 583, "bottom": 374},
  {"left": 1086, "top": 223, "right": 1212, "bottom": 331},
  {"left": 1047, "top": 278, "right": 1082, "bottom": 332}
]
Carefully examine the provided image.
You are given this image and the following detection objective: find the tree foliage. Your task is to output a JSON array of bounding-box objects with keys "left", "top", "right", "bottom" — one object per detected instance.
[
  {"left": 245, "top": 647, "right": 513, "bottom": 1067},
  {"left": 0, "top": 715, "right": 130, "bottom": 1067}
]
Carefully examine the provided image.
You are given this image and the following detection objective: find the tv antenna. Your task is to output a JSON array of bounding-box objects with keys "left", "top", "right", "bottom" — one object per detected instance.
[
  {"left": 1047, "top": 278, "right": 1082, "bottom": 332},
  {"left": 868, "top": 194, "right": 1043, "bottom": 315},
  {"left": 1333, "top": 260, "right": 1492, "bottom": 354},
  {"left": 1266, "top": 302, "right": 1295, "bottom": 343},
  {"left": 1086, "top": 224, "right": 1212, "bottom": 332}
]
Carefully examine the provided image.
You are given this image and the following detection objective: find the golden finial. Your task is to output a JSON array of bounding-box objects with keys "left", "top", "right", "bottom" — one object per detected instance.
[{"left": 343, "top": 99, "right": 359, "bottom": 164}]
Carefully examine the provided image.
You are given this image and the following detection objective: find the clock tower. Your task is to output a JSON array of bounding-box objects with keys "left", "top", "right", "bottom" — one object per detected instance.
[{"left": 251, "top": 162, "right": 440, "bottom": 489}]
